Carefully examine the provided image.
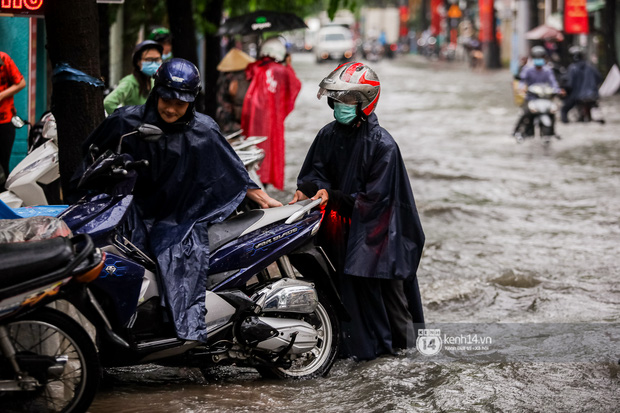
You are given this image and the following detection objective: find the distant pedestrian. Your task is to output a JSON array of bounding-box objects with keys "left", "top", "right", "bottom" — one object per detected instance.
[
  {"left": 241, "top": 37, "right": 301, "bottom": 190},
  {"left": 561, "top": 46, "right": 603, "bottom": 123},
  {"left": 104, "top": 40, "right": 163, "bottom": 115},
  {"left": 215, "top": 48, "right": 255, "bottom": 135},
  {"left": 0, "top": 51, "right": 26, "bottom": 185},
  {"left": 149, "top": 27, "right": 173, "bottom": 62}
]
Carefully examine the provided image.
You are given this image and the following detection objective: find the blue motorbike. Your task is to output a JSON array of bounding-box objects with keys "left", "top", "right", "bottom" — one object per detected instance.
[{"left": 57, "top": 125, "right": 344, "bottom": 380}]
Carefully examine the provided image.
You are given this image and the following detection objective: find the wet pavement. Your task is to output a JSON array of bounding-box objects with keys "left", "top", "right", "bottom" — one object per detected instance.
[{"left": 88, "top": 53, "right": 620, "bottom": 412}]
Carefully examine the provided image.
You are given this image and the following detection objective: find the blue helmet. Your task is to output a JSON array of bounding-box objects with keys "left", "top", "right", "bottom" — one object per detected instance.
[{"left": 153, "top": 58, "right": 201, "bottom": 102}]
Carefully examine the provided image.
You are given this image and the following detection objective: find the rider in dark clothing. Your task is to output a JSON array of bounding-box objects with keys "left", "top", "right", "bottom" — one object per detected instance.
[
  {"left": 73, "top": 58, "right": 281, "bottom": 342},
  {"left": 561, "top": 46, "right": 603, "bottom": 123},
  {"left": 290, "top": 62, "right": 425, "bottom": 361}
]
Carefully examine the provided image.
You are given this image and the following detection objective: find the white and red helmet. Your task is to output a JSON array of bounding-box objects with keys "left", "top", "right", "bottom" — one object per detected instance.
[{"left": 317, "top": 62, "right": 380, "bottom": 117}]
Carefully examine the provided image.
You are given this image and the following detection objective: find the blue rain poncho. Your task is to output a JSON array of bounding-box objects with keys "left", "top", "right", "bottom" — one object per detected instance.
[{"left": 74, "top": 89, "right": 258, "bottom": 342}]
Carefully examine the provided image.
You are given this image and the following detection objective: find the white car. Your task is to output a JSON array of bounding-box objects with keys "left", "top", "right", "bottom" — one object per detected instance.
[{"left": 314, "top": 25, "right": 356, "bottom": 63}]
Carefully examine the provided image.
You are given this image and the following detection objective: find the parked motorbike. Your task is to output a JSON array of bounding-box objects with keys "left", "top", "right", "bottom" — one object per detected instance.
[
  {"left": 514, "top": 83, "right": 560, "bottom": 145},
  {"left": 0, "top": 113, "right": 61, "bottom": 208},
  {"left": 57, "top": 124, "right": 343, "bottom": 380},
  {"left": 0, "top": 219, "right": 105, "bottom": 413},
  {"left": 225, "top": 131, "right": 267, "bottom": 191}
]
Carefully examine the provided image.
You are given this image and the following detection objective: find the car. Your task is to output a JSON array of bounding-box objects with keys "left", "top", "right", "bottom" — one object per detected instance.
[{"left": 314, "top": 25, "right": 356, "bottom": 63}]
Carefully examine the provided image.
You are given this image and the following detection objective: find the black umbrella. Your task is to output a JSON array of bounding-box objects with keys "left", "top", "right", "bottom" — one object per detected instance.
[{"left": 216, "top": 10, "right": 307, "bottom": 36}]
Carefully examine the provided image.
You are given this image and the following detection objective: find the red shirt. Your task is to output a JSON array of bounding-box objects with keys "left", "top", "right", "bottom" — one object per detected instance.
[{"left": 0, "top": 52, "right": 25, "bottom": 124}]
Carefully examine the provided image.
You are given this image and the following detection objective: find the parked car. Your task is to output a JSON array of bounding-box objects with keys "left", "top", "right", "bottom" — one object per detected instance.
[{"left": 314, "top": 25, "right": 356, "bottom": 63}]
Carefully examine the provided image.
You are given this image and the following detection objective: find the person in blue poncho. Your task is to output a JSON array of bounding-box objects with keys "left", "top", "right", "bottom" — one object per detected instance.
[
  {"left": 73, "top": 58, "right": 281, "bottom": 342},
  {"left": 561, "top": 46, "right": 603, "bottom": 123},
  {"left": 289, "top": 62, "right": 425, "bottom": 361}
]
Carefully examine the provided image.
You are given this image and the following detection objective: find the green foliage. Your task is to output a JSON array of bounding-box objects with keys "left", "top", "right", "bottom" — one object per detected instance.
[{"left": 222, "top": 0, "right": 332, "bottom": 19}]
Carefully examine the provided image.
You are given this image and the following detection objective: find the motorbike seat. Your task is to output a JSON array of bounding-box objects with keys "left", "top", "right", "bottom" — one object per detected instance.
[
  {"left": 0, "top": 237, "right": 74, "bottom": 290},
  {"left": 208, "top": 201, "right": 311, "bottom": 252}
]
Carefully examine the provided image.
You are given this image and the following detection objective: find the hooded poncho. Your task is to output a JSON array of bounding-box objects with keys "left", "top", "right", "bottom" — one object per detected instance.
[
  {"left": 241, "top": 57, "right": 301, "bottom": 190},
  {"left": 297, "top": 113, "right": 424, "bottom": 280},
  {"left": 75, "top": 91, "right": 258, "bottom": 341}
]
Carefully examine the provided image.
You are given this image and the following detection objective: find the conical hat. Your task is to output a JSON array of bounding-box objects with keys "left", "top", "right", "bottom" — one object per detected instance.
[{"left": 217, "top": 48, "right": 255, "bottom": 72}]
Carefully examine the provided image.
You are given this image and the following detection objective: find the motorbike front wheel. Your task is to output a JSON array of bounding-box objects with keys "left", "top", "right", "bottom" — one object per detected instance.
[
  {"left": 256, "top": 290, "right": 340, "bottom": 379},
  {"left": 0, "top": 307, "right": 100, "bottom": 413},
  {"left": 541, "top": 125, "right": 554, "bottom": 144}
]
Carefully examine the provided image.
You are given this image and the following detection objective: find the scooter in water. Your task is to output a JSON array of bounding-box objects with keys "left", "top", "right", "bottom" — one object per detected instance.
[
  {"left": 0, "top": 220, "right": 105, "bottom": 413},
  {"left": 514, "top": 83, "right": 561, "bottom": 145},
  {"left": 0, "top": 114, "right": 61, "bottom": 208},
  {"left": 58, "top": 124, "right": 344, "bottom": 380}
]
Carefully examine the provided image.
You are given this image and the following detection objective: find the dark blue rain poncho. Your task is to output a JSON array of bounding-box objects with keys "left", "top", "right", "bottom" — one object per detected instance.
[
  {"left": 564, "top": 60, "right": 603, "bottom": 101},
  {"left": 75, "top": 88, "right": 258, "bottom": 342},
  {"left": 297, "top": 113, "right": 425, "bottom": 359}
]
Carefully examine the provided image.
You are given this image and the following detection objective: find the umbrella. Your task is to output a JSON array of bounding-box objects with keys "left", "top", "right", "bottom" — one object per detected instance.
[
  {"left": 216, "top": 10, "right": 307, "bottom": 36},
  {"left": 525, "top": 24, "right": 564, "bottom": 42}
]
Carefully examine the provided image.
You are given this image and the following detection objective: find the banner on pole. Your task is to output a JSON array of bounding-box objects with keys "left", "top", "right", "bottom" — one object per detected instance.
[
  {"left": 564, "top": 0, "right": 589, "bottom": 34},
  {"left": 478, "top": 0, "right": 494, "bottom": 42}
]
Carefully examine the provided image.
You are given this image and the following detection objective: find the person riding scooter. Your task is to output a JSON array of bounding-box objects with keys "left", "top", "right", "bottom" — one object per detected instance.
[
  {"left": 512, "top": 46, "right": 564, "bottom": 140},
  {"left": 71, "top": 58, "right": 281, "bottom": 342},
  {"left": 560, "top": 46, "right": 603, "bottom": 123}
]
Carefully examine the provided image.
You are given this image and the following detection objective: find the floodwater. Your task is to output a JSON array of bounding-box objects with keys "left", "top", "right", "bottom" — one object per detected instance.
[{"left": 88, "top": 53, "right": 620, "bottom": 412}]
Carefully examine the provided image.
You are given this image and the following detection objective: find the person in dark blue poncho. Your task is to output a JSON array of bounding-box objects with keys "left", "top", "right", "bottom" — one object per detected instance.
[
  {"left": 289, "top": 62, "right": 425, "bottom": 360},
  {"left": 74, "top": 58, "right": 281, "bottom": 342}
]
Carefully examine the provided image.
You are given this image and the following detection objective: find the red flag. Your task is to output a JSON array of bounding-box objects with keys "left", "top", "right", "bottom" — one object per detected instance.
[{"left": 564, "top": 0, "right": 589, "bottom": 34}]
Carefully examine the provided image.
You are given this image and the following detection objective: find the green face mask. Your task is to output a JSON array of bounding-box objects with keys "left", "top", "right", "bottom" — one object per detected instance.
[{"left": 333, "top": 102, "right": 358, "bottom": 125}]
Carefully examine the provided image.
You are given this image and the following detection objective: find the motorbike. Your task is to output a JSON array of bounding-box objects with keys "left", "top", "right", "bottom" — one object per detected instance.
[
  {"left": 514, "top": 83, "right": 561, "bottom": 145},
  {"left": 0, "top": 113, "right": 62, "bottom": 208},
  {"left": 56, "top": 124, "right": 344, "bottom": 381},
  {"left": 0, "top": 218, "right": 105, "bottom": 413}
]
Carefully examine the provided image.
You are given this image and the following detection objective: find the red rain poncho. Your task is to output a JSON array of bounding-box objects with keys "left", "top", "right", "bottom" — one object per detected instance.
[{"left": 241, "top": 57, "right": 301, "bottom": 190}]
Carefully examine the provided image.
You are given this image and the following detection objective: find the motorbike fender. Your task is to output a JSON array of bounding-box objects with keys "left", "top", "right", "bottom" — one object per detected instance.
[
  {"left": 288, "top": 243, "right": 350, "bottom": 321},
  {"left": 4, "top": 141, "right": 59, "bottom": 206},
  {"left": 90, "top": 252, "right": 145, "bottom": 327},
  {"left": 540, "top": 114, "right": 552, "bottom": 127}
]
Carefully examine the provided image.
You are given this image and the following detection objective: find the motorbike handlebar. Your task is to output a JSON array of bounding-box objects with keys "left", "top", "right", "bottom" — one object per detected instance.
[{"left": 285, "top": 198, "right": 323, "bottom": 224}]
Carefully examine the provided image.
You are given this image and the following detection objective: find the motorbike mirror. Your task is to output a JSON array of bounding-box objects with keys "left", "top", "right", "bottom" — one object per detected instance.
[
  {"left": 116, "top": 124, "right": 164, "bottom": 153},
  {"left": 137, "top": 124, "right": 164, "bottom": 142},
  {"left": 11, "top": 115, "right": 28, "bottom": 129},
  {"left": 88, "top": 144, "right": 100, "bottom": 161}
]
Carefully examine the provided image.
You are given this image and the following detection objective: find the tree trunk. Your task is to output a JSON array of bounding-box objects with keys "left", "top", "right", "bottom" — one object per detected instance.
[
  {"left": 202, "top": 0, "right": 224, "bottom": 118},
  {"left": 45, "top": 0, "right": 104, "bottom": 201},
  {"left": 167, "top": 0, "right": 198, "bottom": 65}
]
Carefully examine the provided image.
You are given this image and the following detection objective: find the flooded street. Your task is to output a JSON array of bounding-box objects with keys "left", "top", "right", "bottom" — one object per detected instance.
[{"left": 89, "top": 53, "right": 620, "bottom": 412}]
